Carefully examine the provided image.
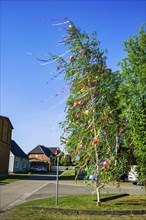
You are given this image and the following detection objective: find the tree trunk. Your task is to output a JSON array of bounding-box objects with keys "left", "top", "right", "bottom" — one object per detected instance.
[{"left": 97, "top": 186, "right": 101, "bottom": 206}]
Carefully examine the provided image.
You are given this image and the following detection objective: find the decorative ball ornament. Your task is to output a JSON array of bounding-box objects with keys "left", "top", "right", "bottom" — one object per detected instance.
[
  {"left": 93, "top": 138, "right": 99, "bottom": 145},
  {"left": 80, "top": 49, "right": 86, "bottom": 54},
  {"left": 89, "top": 175, "right": 94, "bottom": 181},
  {"left": 83, "top": 85, "right": 88, "bottom": 90},
  {"left": 78, "top": 100, "right": 82, "bottom": 105},
  {"left": 75, "top": 155, "right": 80, "bottom": 161},
  {"left": 70, "top": 55, "right": 75, "bottom": 61},
  {"left": 90, "top": 128, "right": 94, "bottom": 133},
  {"left": 75, "top": 112, "right": 80, "bottom": 119},
  {"left": 103, "top": 160, "right": 108, "bottom": 167},
  {"left": 73, "top": 128, "right": 77, "bottom": 134},
  {"left": 69, "top": 24, "right": 73, "bottom": 29},
  {"left": 100, "top": 134, "right": 104, "bottom": 139},
  {"left": 74, "top": 102, "right": 79, "bottom": 107},
  {"left": 84, "top": 110, "right": 89, "bottom": 115}
]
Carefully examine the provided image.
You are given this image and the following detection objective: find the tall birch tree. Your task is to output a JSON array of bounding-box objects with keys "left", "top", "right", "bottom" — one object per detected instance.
[{"left": 47, "top": 19, "right": 132, "bottom": 205}]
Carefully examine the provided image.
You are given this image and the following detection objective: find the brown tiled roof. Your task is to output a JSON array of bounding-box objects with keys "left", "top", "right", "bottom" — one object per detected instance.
[
  {"left": 28, "top": 145, "right": 53, "bottom": 158},
  {"left": 48, "top": 147, "right": 60, "bottom": 154}
]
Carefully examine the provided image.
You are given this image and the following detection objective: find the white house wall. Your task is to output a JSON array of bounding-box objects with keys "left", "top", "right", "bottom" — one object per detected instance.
[
  {"left": 8, "top": 155, "right": 30, "bottom": 173},
  {"left": 8, "top": 152, "right": 15, "bottom": 172},
  {"left": 14, "top": 157, "right": 30, "bottom": 173}
]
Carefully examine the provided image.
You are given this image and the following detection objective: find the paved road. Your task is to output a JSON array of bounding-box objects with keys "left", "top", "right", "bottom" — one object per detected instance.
[
  {"left": 1, "top": 173, "right": 146, "bottom": 212},
  {"left": 0, "top": 173, "right": 57, "bottom": 211}
]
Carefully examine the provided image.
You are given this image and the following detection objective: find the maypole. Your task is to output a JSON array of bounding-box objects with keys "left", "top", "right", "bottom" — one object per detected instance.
[{"left": 33, "top": 17, "right": 133, "bottom": 206}]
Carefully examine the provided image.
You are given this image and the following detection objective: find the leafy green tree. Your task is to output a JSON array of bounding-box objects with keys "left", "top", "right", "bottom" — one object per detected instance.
[
  {"left": 59, "top": 152, "right": 72, "bottom": 166},
  {"left": 117, "top": 24, "right": 146, "bottom": 184}
]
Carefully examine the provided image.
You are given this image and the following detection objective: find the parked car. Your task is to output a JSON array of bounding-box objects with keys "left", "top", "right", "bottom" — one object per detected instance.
[
  {"left": 30, "top": 166, "right": 47, "bottom": 173},
  {"left": 128, "top": 165, "right": 138, "bottom": 182},
  {"left": 117, "top": 173, "right": 128, "bottom": 182}
]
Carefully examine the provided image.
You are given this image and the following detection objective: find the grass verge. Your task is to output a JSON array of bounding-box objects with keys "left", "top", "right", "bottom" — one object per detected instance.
[
  {"left": 60, "top": 170, "right": 75, "bottom": 177},
  {"left": 59, "top": 170, "right": 77, "bottom": 180},
  {"left": 0, "top": 174, "right": 31, "bottom": 183},
  {"left": 4, "top": 194, "right": 146, "bottom": 220}
]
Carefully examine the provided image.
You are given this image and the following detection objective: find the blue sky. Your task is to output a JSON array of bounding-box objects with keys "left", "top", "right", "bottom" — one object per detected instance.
[{"left": 1, "top": 0, "right": 145, "bottom": 154}]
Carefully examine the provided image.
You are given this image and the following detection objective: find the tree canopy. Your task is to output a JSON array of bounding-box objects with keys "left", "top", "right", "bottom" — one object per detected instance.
[{"left": 117, "top": 24, "right": 146, "bottom": 184}]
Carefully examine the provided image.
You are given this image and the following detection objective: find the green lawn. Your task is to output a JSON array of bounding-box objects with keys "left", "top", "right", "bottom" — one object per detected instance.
[
  {"left": 60, "top": 170, "right": 75, "bottom": 177},
  {"left": 0, "top": 173, "right": 31, "bottom": 183},
  {"left": 59, "top": 170, "right": 76, "bottom": 180},
  {"left": 5, "top": 194, "right": 146, "bottom": 220},
  {"left": 14, "top": 194, "right": 146, "bottom": 210}
]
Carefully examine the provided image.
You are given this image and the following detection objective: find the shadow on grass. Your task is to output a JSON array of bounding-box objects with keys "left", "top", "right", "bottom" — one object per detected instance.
[{"left": 93, "top": 193, "right": 129, "bottom": 203}]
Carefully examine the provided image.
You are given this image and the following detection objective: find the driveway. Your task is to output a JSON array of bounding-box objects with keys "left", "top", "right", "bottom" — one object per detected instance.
[{"left": 1, "top": 173, "right": 145, "bottom": 212}]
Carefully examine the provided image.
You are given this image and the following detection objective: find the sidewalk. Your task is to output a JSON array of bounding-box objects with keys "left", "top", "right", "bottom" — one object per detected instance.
[{"left": 58, "top": 180, "right": 146, "bottom": 195}]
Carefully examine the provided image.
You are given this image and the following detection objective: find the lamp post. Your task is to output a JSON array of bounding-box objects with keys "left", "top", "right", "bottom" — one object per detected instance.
[{"left": 56, "top": 148, "right": 60, "bottom": 206}]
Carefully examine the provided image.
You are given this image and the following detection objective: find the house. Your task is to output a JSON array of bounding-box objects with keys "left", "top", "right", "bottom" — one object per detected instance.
[
  {"left": 28, "top": 145, "right": 54, "bottom": 171},
  {"left": 0, "top": 116, "right": 13, "bottom": 176},
  {"left": 9, "top": 140, "right": 30, "bottom": 173},
  {"left": 49, "top": 147, "right": 61, "bottom": 156}
]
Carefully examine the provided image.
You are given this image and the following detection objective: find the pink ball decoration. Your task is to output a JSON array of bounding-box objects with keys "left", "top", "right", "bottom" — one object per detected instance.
[
  {"left": 103, "top": 160, "right": 108, "bottom": 167},
  {"left": 70, "top": 55, "right": 75, "bottom": 61},
  {"left": 78, "top": 100, "right": 82, "bottom": 105},
  {"left": 80, "top": 49, "right": 85, "bottom": 55}
]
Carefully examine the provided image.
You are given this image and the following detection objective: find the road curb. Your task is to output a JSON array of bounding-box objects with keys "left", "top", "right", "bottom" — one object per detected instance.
[{"left": 31, "top": 207, "right": 146, "bottom": 215}]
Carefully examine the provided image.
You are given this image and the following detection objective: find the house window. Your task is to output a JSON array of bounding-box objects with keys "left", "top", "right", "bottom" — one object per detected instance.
[
  {"left": 35, "top": 155, "right": 38, "bottom": 158},
  {"left": 23, "top": 162, "right": 26, "bottom": 169},
  {"left": 15, "top": 161, "right": 19, "bottom": 168},
  {"left": 42, "top": 155, "right": 44, "bottom": 158}
]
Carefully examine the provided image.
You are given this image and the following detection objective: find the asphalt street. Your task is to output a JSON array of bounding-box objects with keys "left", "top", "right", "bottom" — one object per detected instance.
[{"left": 0, "top": 173, "right": 146, "bottom": 213}]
